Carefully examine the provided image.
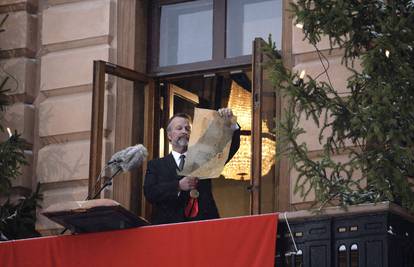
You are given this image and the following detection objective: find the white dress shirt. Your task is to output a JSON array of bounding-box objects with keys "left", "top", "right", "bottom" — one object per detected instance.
[{"left": 171, "top": 150, "right": 187, "bottom": 169}]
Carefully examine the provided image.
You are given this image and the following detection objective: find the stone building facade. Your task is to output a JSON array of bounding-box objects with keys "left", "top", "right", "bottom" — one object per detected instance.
[{"left": 1, "top": 0, "right": 355, "bottom": 235}]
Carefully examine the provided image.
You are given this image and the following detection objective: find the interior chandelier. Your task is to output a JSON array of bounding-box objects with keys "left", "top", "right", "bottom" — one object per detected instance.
[{"left": 221, "top": 81, "right": 276, "bottom": 180}]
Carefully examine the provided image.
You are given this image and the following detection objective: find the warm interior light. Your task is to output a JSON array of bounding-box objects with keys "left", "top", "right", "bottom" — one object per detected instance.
[
  {"left": 6, "top": 127, "right": 12, "bottom": 137},
  {"left": 221, "top": 81, "right": 276, "bottom": 180},
  {"left": 159, "top": 128, "right": 165, "bottom": 157},
  {"left": 295, "top": 23, "right": 304, "bottom": 29},
  {"left": 385, "top": 50, "right": 390, "bottom": 58},
  {"left": 299, "top": 70, "right": 306, "bottom": 80},
  {"left": 226, "top": 82, "right": 251, "bottom": 131}
]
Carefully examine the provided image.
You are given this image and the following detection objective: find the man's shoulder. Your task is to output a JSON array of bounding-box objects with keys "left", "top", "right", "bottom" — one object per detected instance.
[
  {"left": 147, "top": 154, "right": 175, "bottom": 175},
  {"left": 148, "top": 154, "right": 172, "bottom": 165}
]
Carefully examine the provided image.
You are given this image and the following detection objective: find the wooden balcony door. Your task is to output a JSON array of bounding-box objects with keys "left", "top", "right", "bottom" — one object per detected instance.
[
  {"left": 251, "top": 37, "right": 286, "bottom": 214},
  {"left": 88, "top": 60, "right": 159, "bottom": 216}
]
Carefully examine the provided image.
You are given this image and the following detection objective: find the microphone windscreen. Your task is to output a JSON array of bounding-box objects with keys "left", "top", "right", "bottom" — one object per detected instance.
[
  {"left": 109, "top": 144, "right": 148, "bottom": 174},
  {"left": 120, "top": 144, "right": 148, "bottom": 171}
]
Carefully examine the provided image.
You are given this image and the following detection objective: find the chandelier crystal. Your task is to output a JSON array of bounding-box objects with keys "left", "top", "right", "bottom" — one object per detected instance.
[{"left": 221, "top": 81, "right": 276, "bottom": 180}]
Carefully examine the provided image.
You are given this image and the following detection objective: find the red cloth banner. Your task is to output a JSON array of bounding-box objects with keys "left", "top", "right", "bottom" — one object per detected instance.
[{"left": 0, "top": 214, "right": 278, "bottom": 267}]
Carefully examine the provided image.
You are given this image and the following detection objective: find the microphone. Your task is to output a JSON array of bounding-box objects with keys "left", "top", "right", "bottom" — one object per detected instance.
[
  {"left": 108, "top": 144, "right": 148, "bottom": 173},
  {"left": 59, "top": 144, "right": 148, "bottom": 235}
]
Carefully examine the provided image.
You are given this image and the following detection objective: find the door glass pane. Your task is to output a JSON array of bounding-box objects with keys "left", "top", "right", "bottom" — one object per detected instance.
[
  {"left": 217, "top": 72, "right": 252, "bottom": 217},
  {"left": 90, "top": 62, "right": 148, "bottom": 215},
  {"left": 222, "top": 79, "right": 251, "bottom": 180},
  {"left": 227, "top": 0, "right": 283, "bottom": 58},
  {"left": 159, "top": 0, "right": 213, "bottom": 66}
]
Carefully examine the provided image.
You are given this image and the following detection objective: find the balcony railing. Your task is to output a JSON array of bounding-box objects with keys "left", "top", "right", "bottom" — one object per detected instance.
[{"left": 276, "top": 202, "right": 414, "bottom": 267}]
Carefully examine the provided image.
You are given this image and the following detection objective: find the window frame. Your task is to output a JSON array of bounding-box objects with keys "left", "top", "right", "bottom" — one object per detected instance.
[
  {"left": 147, "top": 0, "right": 293, "bottom": 212},
  {"left": 149, "top": 0, "right": 279, "bottom": 76}
]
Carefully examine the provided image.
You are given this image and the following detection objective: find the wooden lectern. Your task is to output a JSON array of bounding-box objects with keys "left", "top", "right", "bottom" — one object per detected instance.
[{"left": 42, "top": 199, "right": 149, "bottom": 234}]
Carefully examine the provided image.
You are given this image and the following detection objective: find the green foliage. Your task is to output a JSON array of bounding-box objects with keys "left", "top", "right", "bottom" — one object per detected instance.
[
  {"left": 0, "top": 132, "right": 27, "bottom": 194},
  {"left": 0, "top": 15, "right": 42, "bottom": 240},
  {"left": 0, "top": 184, "right": 42, "bottom": 240},
  {"left": 0, "top": 77, "right": 10, "bottom": 112},
  {"left": 265, "top": 0, "right": 414, "bottom": 210},
  {"left": 0, "top": 79, "right": 42, "bottom": 241}
]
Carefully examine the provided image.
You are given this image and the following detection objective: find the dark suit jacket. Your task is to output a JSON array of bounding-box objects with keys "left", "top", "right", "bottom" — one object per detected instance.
[{"left": 144, "top": 129, "right": 240, "bottom": 225}]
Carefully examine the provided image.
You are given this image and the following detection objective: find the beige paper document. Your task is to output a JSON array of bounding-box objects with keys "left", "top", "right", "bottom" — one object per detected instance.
[{"left": 178, "top": 108, "right": 237, "bottom": 179}]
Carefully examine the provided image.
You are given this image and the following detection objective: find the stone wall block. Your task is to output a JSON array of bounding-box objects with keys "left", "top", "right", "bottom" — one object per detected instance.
[
  {"left": 36, "top": 185, "right": 88, "bottom": 231},
  {"left": 36, "top": 140, "right": 90, "bottom": 183},
  {"left": 0, "top": 103, "right": 34, "bottom": 143},
  {"left": 42, "top": 0, "right": 112, "bottom": 45},
  {"left": 0, "top": 11, "right": 37, "bottom": 52},
  {"left": 292, "top": 23, "right": 335, "bottom": 55},
  {"left": 0, "top": 0, "right": 37, "bottom": 6},
  {"left": 293, "top": 57, "right": 361, "bottom": 152},
  {"left": 296, "top": 111, "right": 330, "bottom": 152},
  {"left": 296, "top": 110, "right": 355, "bottom": 152},
  {"left": 39, "top": 92, "right": 91, "bottom": 137},
  {"left": 38, "top": 91, "right": 111, "bottom": 137},
  {"left": 40, "top": 45, "right": 109, "bottom": 91},
  {"left": 290, "top": 154, "right": 364, "bottom": 204},
  {"left": 293, "top": 56, "right": 362, "bottom": 95},
  {"left": 0, "top": 57, "right": 36, "bottom": 98}
]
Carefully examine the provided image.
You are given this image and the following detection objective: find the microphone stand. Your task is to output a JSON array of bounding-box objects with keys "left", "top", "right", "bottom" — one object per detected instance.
[
  {"left": 60, "top": 166, "right": 122, "bottom": 235},
  {"left": 90, "top": 168, "right": 122, "bottom": 200}
]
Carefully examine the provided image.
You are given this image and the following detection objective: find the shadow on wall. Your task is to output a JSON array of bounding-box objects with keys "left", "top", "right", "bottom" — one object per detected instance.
[
  {"left": 37, "top": 142, "right": 87, "bottom": 184},
  {"left": 36, "top": 104, "right": 89, "bottom": 186}
]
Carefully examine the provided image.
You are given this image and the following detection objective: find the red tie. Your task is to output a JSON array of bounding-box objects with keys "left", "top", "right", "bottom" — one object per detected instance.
[
  {"left": 180, "top": 154, "right": 198, "bottom": 218},
  {"left": 185, "top": 197, "right": 199, "bottom": 218}
]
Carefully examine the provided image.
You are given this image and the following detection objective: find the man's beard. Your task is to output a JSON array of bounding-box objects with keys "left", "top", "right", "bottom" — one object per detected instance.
[{"left": 177, "top": 136, "right": 189, "bottom": 147}]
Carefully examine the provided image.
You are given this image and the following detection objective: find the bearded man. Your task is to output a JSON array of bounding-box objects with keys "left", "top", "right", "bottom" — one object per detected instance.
[{"left": 143, "top": 109, "right": 240, "bottom": 225}]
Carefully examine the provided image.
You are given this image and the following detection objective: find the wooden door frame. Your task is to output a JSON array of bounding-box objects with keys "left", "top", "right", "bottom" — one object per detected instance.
[
  {"left": 251, "top": 38, "right": 263, "bottom": 215},
  {"left": 251, "top": 36, "right": 290, "bottom": 215},
  {"left": 161, "top": 82, "right": 200, "bottom": 156},
  {"left": 88, "top": 61, "right": 152, "bottom": 214}
]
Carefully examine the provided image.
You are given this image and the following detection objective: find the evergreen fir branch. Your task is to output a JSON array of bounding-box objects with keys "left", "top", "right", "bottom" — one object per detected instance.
[
  {"left": 0, "top": 16, "right": 42, "bottom": 240},
  {"left": 0, "top": 77, "right": 10, "bottom": 111},
  {"left": 0, "top": 132, "right": 27, "bottom": 194},
  {"left": 264, "top": 0, "right": 414, "bottom": 211}
]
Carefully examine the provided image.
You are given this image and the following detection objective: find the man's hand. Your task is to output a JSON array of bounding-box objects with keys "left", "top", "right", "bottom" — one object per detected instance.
[
  {"left": 218, "top": 108, "right": 234, "bottom": 119},
  {"left": 179, "top": 176, "right": 198, "bottom": 191},
  {"left": 218, "top": 108, "right": 238, "bottom": 129}
]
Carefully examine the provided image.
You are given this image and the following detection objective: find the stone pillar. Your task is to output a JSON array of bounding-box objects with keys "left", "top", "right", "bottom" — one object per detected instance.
[
  {"left": 35, "top": 0, "right": 115, "bottom": 235},
  {"left": 0, "top": 1, "right": 38, "bottom": 198}
]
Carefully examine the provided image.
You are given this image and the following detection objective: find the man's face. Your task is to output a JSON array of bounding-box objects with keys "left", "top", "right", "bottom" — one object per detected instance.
[{"left": 167, "top": 117, "right": 191, "bottom": 149}]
